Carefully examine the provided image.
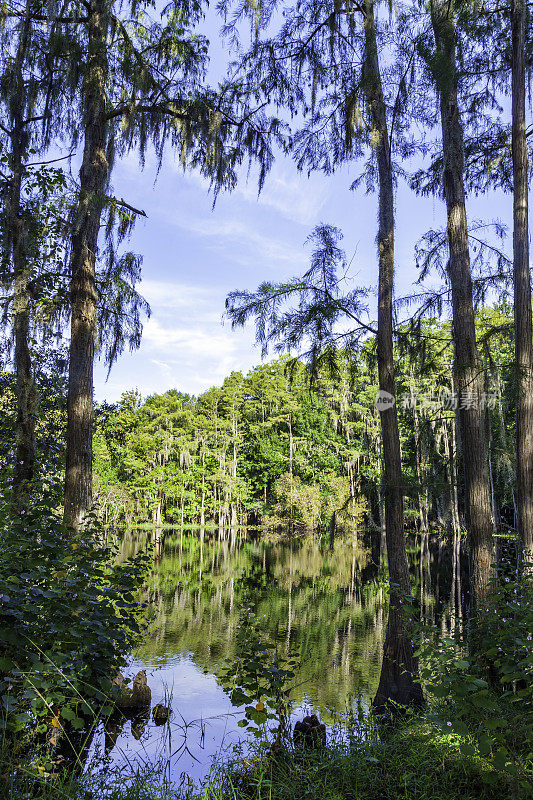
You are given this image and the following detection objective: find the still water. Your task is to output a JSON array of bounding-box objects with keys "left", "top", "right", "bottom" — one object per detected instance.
[{"left": 89, "top": 528, "right": 459, "bottom": 786}]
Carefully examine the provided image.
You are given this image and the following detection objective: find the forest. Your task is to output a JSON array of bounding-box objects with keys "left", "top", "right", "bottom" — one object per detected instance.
[
  {"left": 0, "top": 0, "right": 532, "bottom": 799},
  {"left": 89, "top": 309, "right": 517, "bottom": 536}
]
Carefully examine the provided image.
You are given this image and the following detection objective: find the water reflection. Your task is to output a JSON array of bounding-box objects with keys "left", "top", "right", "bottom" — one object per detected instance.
[{"left": 90, "top": 527, "right": 462, "bottom": 784}]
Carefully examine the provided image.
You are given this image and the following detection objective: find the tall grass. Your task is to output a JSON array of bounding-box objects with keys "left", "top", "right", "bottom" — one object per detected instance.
[{"left": 2, "top": 710, "right": 530, "bottom": 800}]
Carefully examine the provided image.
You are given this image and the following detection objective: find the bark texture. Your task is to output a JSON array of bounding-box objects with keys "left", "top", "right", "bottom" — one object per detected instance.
[
  {"left": 431, "top": 2, "right": 494, "bottom": 610},
  {"left": 363, "top": 0, "right": 423, "bottom": 711},
  {"left": 63, "top": 0, "right": 109, "bottom": 531},
  {"left": 511, "top": 0, "right": 533, "bottom": 570},
  {"left": 10, "top": 6, "right": 37, "bottom": 512}
]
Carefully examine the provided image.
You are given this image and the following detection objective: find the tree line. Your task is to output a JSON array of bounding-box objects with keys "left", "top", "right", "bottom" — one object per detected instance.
[{"left": 92, "top": 308, "right": 515, "bottom": 542}]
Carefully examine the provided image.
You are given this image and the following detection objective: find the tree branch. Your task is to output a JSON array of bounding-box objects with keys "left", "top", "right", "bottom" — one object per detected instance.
[{"left": 112, "top": 197, "right": 148, "bottom": 218}]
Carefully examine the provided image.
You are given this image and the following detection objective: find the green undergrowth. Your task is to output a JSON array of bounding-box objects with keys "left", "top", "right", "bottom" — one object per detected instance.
[
  {"left": 200, "top": 717, "right": 531, "bottom": 800},
  {"left": 1, "top": 712, "right": 531, "bottom": 800}
]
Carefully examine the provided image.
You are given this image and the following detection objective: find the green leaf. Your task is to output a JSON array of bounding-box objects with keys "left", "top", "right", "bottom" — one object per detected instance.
[
  {"left": 427, "top": 684, "right": 448, "bottom": 698},
  {"left": 452, "top": 720, "right": 468, "bottom": 735},
  {"left": 454, "top": 660, "right": 470, "bottom": 670},
  {"left": 492, "top": 748, "right": 508, "bottom": 771},
  {"left": 484, "top": 719, "right": 505, "bottom": 730},
  {"left": 230, "top": 688, "right": 249, "bottom": 706}
]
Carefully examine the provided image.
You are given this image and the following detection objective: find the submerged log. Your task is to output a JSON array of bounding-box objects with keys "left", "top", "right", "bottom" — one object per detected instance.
[
  {"left": 293, "top": 714, "right": 326, "bottom": 749},
  {"left": 114, "top": 670, "right": 151, "bottom": 712},
  {"left": 152, "top": 704, "right": 171, "bottom": 725}
]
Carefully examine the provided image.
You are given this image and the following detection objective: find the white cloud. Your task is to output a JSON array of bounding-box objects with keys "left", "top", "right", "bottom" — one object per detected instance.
[
  {"left": 236, "top": 170, "right": 327, "bottom": 226},
  {"left": 142, "top": 317, "right": 234, "bottom": 357},
  {"left": 163, "top": 211, "right": 308, "bottom": 271},
  {"left": 94, "top": 274, "right": 264, "bottom": 402},
  {"left": 150, "top": 358, "right": 173, "bottom": 377},
  {"left": 182, "top": 161, "right": 327, "bottom": 226},
  {"left": 140, "top": 280, "right": 217, "bottom": 313}
]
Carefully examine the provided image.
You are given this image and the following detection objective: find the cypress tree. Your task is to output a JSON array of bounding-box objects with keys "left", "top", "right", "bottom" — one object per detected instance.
[
  {"left": 510, "top": 0, "right": 533, "bottom": 571},
  {"left": 52, "top": 0, "right": 278, "bottom": 531},
  {"left": 0, "top": 0, "right": 73, "bottom": 510},
  {"left": 225, "top": 0, "right": 423, "bottom": 708},
  {"left": 428, "top": 0, "right": 495, "bottom": 611}
]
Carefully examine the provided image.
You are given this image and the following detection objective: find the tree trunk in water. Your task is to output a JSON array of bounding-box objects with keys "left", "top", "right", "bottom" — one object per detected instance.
[
  {"left": 444, "top": 420, "right": 461, "bottom": 540},
  {"left": 363, "top": 0, "right": 423, "bottom": 710},
  {"left": 329, "top": 509, "right": 336, "bottom": 550},
  {"left": 413, "top": 404, "right": 429, "bottom": 533},
  {"left": 64, "top": 0, "right": 109, "bottom": 532},
  {"left": 511, "top": 0, "right": 533, "bottom": 571},
  {"left": 200, "top": 462, "right": 205, "bottom": 527},
  {"left": 431, "top": 2, "right": 494, "bottom": 611},
  {"left": 10, "top": 6, "right": 36, "bottom": 513}
]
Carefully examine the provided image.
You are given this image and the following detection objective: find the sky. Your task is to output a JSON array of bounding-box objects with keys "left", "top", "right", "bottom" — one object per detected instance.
[{"left": 92, "top": 12, "right": 517, "bottom": 405}]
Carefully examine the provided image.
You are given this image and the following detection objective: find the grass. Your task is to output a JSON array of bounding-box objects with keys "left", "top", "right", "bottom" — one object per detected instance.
[
  {"left": 2, "top": 713, "right": 531, "bottom": 800},
  {"left": 200, "top": 716, "right": 530, "bottom": 800}
]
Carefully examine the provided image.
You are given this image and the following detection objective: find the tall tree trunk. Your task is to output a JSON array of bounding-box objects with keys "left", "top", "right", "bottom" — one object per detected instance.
[
  {"left": 200, "top": 451, "right": 205, "bottom": 527},
  {"left": 63, "top": 0, "right": 109, "bottom": 531},
  {"left": 12, "top": 185, "right": 36, "bottom": 513},
  {"left": 363, "top": 0, "right": 423, "bottom": 710},
  {"left": 431, "top": 2, "right": 494, "bottom": 611},
  {"left": 511, "top": 0, "right": 533, "bottom": 571},
  {"left": 413, "top": 403, "right": 429, "bottom": 533},
  {"left": 487, "top": 411, "right": 499, "bottom": 537},
  {"left": 443, "top": 420, "right": 461, "bottom": 539},
  {"left": 10, "top": 5, "right": 36, "bottom": 512}
]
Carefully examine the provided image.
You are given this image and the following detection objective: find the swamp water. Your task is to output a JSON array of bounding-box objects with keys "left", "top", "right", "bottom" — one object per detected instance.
[{"left": 88, "top": 528, "right": 462, "bottom": 786}]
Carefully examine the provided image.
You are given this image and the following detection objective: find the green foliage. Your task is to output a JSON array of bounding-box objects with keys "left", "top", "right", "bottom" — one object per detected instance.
[
  {"left": 93, "top": 357, "right": 372, "bottom": 530},
  {"left": 0, "top": 484, "right": 150, "bottom": 737},
  {"left": 272, "top": 472, "right": 322, "bottom": 527},
  {"left": 91, "top": 306, "right": 519, "bottom": 540},
  {"left": 219, "top": 567, "right": 298, "bottom": 740},
  {"left": 201, "top": 714, "right": 526, "bottom": 800},
  {"left": 0, "top": 370, "right": 67, "bottom": 481},
  {"left": 415, "top": 569, "right": 533, "bottom": 792}
]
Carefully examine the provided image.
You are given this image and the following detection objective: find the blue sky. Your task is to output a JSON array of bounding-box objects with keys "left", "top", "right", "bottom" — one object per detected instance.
[{"left": 93, "top": 13, "right": 516, "bottom": 404}]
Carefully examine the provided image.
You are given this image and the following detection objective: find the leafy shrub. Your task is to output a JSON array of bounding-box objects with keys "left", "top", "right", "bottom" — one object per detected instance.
[
  {"left": 273, "top": 473, "right": 322, "bottom": 528},
  {"left": 0, "top": 485, "right": 149, "bottom": 737},
  {"left": 219, "top": 566, "right": 297, "bottom": 741},
  {"left": 415, "top": 566, "right": 533, "bottom": 793}
]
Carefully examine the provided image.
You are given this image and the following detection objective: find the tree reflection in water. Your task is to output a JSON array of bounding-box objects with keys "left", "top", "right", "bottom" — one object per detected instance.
[{"left": 91, "top": 527, "right": 463, "bottom": 784}]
